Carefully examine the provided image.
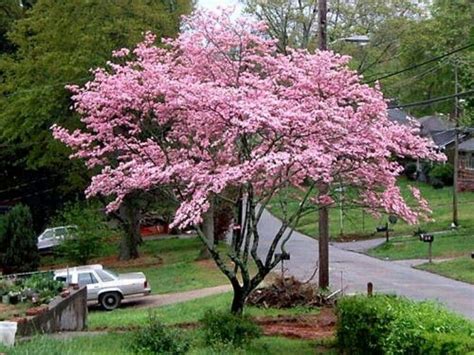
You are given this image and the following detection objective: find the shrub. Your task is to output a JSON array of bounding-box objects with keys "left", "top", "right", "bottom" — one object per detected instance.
[
  {"left": 337, "top": 295, "right": 474, "bottom": 355},
  {"left": 430, "top": 163, "right": 454, "bottom": 186},
  {"left": 431, "top": 178, "right": 445, "bottom": 189},
  {"left": 403, "top": 162, "right": 418, "bottom": 180},
  {"left": 53, "top": 201, "right": 112, "bottom": 265},
  {"left": 200, "top": 309, "right": 261, "bottom": 348},
  {"left": 1, "top": 204, "right": 39, "bottom": 274},
  {"left": 130, "top": 312, "right": 190, "bottom": 354}
]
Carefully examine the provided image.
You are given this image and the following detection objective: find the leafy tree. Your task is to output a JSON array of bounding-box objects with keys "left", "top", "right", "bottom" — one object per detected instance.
[
  {"left": 1, "top": 204, "right": 39, "bottom": 274},
  {"left": 53, "top": 11, "right": 442, "bottom": 314},
  {"left": 0, "top": 0, "right": 192, "bottom": 236},
  {"left": 0, "top": 0, "right": 24, "bottom": 55},
  {"left": 382, "top": 0, "right": 473, "bottom": 118},
  {"left": 53, "top": 201, "right": 112, "bottom": 265}
]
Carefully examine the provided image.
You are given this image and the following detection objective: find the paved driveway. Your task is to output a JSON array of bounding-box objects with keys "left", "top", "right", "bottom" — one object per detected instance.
[{"left": 257, "top": 209, "right": 474, "bottom": 319}]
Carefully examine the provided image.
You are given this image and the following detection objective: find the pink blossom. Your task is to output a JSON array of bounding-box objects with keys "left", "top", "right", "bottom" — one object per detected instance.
[{"left": 52, "top": 9, "right": 444, "bottom": 229}]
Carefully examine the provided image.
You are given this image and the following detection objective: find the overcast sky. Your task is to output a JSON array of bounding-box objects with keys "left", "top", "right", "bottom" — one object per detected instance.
[{"left": 197, "top": 0, "right": 243, "bottom": 15}]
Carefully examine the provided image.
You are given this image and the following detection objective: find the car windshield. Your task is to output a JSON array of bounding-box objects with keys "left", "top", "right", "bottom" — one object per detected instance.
[
  {"left": 39, "top": 229, "right": 54, "bottom": 240},
  {"left": 101, "top": 268, "right": 119, "bottom": 279}
]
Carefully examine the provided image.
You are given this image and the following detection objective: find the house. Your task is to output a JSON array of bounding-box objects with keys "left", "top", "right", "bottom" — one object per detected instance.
[
  {"left": 387, "top": 108, "right": 413, "bottom": 126},
  {"left": 417, "top": 115, "right": 466, "bottom": 164},
  {"left": 458, "top": 138, "right": 474, "bottom": 191}
]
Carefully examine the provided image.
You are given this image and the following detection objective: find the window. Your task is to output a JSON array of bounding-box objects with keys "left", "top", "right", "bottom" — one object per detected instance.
[
  {"left": 467, "top": 153, "right": 474, "bottom": 170},
  {"left": 55, "top": 275, "right": 72, "bottom": 284},
  {"left": 39, "top": 229, "right": 54, "bottom": 240},
  {"left": 96, "top": 269, "right": 116, "bottom": 282},
  {"left": 55, "top": 227, "right": 67, "bottom": 238},
  {"left": 78, "top": 272, "right": 98, "bottom": 286}
]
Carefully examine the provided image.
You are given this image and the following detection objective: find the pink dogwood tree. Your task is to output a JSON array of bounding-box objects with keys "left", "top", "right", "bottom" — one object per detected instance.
[{"left": 53, "top": 10, "right": 442, "bottom": 314}]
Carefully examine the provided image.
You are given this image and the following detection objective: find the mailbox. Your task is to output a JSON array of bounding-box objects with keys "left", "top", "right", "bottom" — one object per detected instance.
[
  {"left": 420, "top": 234, "right": 434, "bottom": 243},
  {"left": 376, "top": 225, "right": 388, "bottom": 232},
  {"left": 276, "top": 252, "right": 290, "bottom": 261}
]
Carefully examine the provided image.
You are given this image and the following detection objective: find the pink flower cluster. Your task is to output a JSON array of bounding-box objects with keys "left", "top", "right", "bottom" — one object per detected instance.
[{"left": 52, "top": 9, "right": 444, "bottom": 228}]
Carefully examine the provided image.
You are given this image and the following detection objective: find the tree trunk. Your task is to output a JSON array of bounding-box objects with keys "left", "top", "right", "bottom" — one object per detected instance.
[
  {"left": 230, "top": 282, "right": 246, "bottom": 315},
  {"left": 118, "top": 202, "right": 142, "bottom": 261},
  {"left": 198, "top": 199, "right": 214, "bottom": 259}
]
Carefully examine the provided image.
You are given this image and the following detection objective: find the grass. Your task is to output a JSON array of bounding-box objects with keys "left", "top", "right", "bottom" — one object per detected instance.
[
  {"left": 42, "top": 237, "right": 229, "bottom": 295},
  {"left": 113, "top": 238, "right": 229, "bottom": 294},
  {"left": 88, "top": 292, "right": 319, "bottom": 330},
  {"left": 367, "top": 230, "right": 474, "bottom": 260},
  {"left": 416, "top": 257, "right": 474, "bottom": 284},
  {"left": 4, "top": 293, "right": 324, "bottom": 354},
  {"left": 268, "top": 178, "right": 474, "bottom": 240},
  {"left": 2, "top": 333, "right": 321, "bottom": 355}
]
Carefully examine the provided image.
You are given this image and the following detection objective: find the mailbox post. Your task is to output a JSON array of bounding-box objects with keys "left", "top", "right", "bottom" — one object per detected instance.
[
  {"left": 420, "top": 234, "right": 434, "bottom": 263},
  {"left": 376, "top": 215, "right": 398, "bottom": 243},
  {"left": 276, "top": 252, "right": 291, "bottom": 275}
]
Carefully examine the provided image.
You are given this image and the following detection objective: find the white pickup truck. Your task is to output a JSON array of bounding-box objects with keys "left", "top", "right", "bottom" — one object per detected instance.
[{"left": 54, "top": 264, "right": 151, "bottom": 310}]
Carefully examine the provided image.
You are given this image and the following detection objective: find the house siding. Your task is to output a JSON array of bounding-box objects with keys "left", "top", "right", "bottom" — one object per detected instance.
[{"left": 458, "top": 160, "right": 474, "bottom": 191}]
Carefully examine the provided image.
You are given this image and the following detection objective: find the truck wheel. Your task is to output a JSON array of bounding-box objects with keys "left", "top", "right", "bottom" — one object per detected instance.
[{"left": 100, "top": 292, "right": 122, "bottom": 311}]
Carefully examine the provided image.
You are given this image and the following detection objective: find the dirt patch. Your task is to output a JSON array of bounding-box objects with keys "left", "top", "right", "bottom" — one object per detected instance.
[
  {"left": 195, "top": 259, "right": 217, "bottom": 269},
  {"left": 256, "top": 308, "right": 336, "bottom": 340}
]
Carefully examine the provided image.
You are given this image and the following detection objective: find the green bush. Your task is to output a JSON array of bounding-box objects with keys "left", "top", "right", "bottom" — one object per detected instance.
[
  {"left": 200, "top": 309, "right": 261, "bottom": 348},
  {"left": 404, "top": 162, "right": 418, "bottom": 180},
  {"left": 1, "top": 204, "right": 39, "bottom": 274},
  {"left": 430, "top": 163, "right": 454, "bottom": 186},
  {"left": 22, "top": 272, "right": 63, "bottom": 303},
  {"left": 130, "top": 312, "right": 190, "bottom": 354},
  {"left": 337, "top": 295, "right": 474, "bottom": 355},
  {"left": 53, "top": 201, "right": 111, "bottom": 265}
]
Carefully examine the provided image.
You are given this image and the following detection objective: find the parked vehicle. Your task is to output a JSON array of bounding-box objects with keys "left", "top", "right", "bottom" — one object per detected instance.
[
  {"left": 53, "top": 264, "right": 151, "bottom": 310},
  {"left": 37, "top": 225, "right": 77, "bottom": 252}
]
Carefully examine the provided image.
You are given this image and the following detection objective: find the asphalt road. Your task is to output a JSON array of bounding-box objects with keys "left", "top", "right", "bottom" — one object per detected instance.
[{"left": 256, "top": 209, "right": 474, "bottom": 319}]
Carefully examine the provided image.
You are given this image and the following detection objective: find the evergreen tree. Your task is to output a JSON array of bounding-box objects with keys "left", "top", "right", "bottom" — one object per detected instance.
[{"left": 1, "top": 204, "right": 39, "bottom": 274}]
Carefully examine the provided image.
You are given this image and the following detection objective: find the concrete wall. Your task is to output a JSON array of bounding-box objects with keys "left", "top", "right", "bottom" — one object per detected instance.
[{"left": 16, "top": 287, "right": 87, "bottom": 337}]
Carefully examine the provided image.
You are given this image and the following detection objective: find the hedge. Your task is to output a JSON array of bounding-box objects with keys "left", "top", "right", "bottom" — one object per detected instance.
[{"left": 336, "top": 295, "right": 474, "bottom": 354}]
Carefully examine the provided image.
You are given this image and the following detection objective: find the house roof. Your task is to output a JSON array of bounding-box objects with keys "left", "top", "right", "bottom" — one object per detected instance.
[
  {"left": 387, "top": 108, "right": 411, "bottom": 125},
  {"left": 431, "top": 129, "right": 456, "bottom": 148},
  {"left": 459, "top": 138, "right": 474, "bottom": 152},
  {"left": 418, "top": 116, "right": 454, "bottom": 136}
]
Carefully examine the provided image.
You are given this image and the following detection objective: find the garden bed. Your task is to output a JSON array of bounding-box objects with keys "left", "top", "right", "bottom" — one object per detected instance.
[{"left": 0, "top": 272, "right": 63, "bottom": 321}]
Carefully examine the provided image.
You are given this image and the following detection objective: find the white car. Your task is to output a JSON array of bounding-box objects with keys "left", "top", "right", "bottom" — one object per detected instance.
[
  {"left": 37, "top": 225, "right": 77, "bottom": 251},
  {"left": 53, "top": 264, "right": 151, "bottom": 310}
]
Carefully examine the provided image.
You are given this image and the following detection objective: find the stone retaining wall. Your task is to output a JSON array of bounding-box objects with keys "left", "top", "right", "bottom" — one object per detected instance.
[{"left": 16, "top": 286, "right": 87, "bottom": 337}]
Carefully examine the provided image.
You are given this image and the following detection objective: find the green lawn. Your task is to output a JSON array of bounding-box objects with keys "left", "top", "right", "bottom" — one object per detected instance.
[
  {"left": 367, "top": 230, "right": 474, "bottom": 260},
  {"left": 2, "top": 333, "right": 320, "bottom": 355},
  {"left": 112, "top": 238, "right": 229, "bottom": 294},
  {"left": 416, "top": 257, "right": 474, "bottom": 284},
  {"left": 268, "top": 178, "right": 474, "bottom": 240},
  {"left": 4, "top": 293, "right": 323, "bottom": 355},
  {"left": 42, "top": 237, "right": 230, "bottom": 295},
  {"left": 88, "top": 292, "right": 319, "bottom": 330}
]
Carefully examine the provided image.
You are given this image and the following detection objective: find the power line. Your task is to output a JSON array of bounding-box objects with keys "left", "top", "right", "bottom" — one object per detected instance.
[
  {"left": 365, "top": 42, "right": 474, "bottom": 84},
  {"left": 388, "top": 89, "right": 474, "bottom": 109}
]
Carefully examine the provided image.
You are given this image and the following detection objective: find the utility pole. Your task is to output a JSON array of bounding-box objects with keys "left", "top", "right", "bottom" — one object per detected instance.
[
  {"left": 453, "top": 63, "right": 459, "bottom": 227},
  {"left": 318, "top": 0, "right": 329, "bottom": 289}
]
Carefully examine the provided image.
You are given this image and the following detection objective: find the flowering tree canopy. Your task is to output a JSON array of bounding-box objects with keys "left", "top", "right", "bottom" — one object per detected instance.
[{"left": 53, "top": 10, "right": 443, "bottom": 313}]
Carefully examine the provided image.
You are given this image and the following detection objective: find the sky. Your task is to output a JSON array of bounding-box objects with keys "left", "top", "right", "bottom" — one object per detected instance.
[{"left": 197, "top": 0, "right": 243, "bottom": 15}]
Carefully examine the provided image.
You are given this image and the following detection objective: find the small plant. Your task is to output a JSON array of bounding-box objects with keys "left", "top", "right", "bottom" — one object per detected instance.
[
  {"left": 200, "top": 309, "right": 261, "bottom": 348},
  {"left": 130, "top": 312, "right": 190, "bottom": 354}
]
